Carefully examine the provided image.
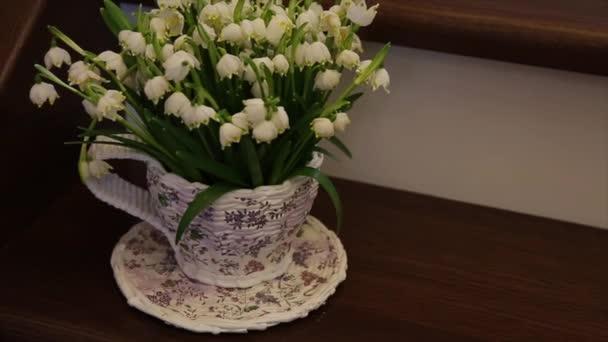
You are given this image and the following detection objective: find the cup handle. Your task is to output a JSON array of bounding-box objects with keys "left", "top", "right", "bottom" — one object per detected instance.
[{"left": 84, "top": 135, "right": 162, "bottom": 229}]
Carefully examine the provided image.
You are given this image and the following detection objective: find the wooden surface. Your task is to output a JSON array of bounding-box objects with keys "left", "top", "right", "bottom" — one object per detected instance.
[
  {"left": 359, "top": 0, "right": 608, "bottom": 75},
  {"left": 2, "top": 178, "right": 608, "bottom": 341}
]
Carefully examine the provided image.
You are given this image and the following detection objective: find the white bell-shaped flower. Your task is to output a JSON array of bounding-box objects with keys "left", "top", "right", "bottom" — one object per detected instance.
[
  {"left": 192, "top": 23, "right": 216, "bottom": 48},
  {"left": 351, "top": 33, "right": 363, "bottom": 53},
  {"left": 272, "top": 54, "right": 289, "bottom": 75},
  {"left": 219, "top": 122, "right": 243, "bottom": 148},
  {"left": 311, "top": 117, "right": 335, "bottom": 138},
  {"left": 314, "top": 69, "right": 341, "bottom": 91},
  {"left": 333, "top": 112, "right": 351, "bottom": 132},
  {"left": 162, "top": 50, "right": 200, "bottom": 81},
  {"left": 162, "top": 44, "right": 175, "bottom": 61},
  {"left": 231, "top": 112, "right": 249, "bottom": 130},
  {"left": 44, "top": 47, "right": 71, "bottom": 69},
  {"left": 357, "top": 59, "right": 372, "bottom": 73},
  {"left": 199, "top": 2, "right": 231, "bottom": 26},
  {"left": 309, "top": 41, "right": 331, "bottom": 64},
  {"left": 96, "top": 51, "right": 128, "bottom": 78},
  {"left": 370, "top": 68, "right": 390, "bottom": 93},
  {"left": 164, "top": 91, "right": 192, "bottom": 117},
  {"left": 266, "top": 14, "right": 293, "bottom": 46},
  {"left": 320, "top": 11, "right": 341, "bottom": 33},
  {"left": 295, "top": 42, "right": 311, "bottom": 67},
  {"left": 145, "top": 44, "right": 157, "bottom": 61},
  {"left": 29, "top": 82, "right": 59, "bottom": 107},
  {"left": 183, "top": 104, "right": 216, "bottom": 128},
  {"left": 118, "top": 30, "right": 146, "bottom": 55},
  {"left": 296, "top": 9, "right": 319, "bottom": 32},
  {"left": 244, "top": 57, "right": 274, "bottom": 83},
  {"left": 347, "top": 3, "right": 379, "bottom": 27},
  {"left": 336, "top": 49, "right": 360, "bottom": 69},
  {"left": 250, "top": 18, "right": 266, "bottom": 42},
  {"left": 149, "top": 17, "right": 167, "bottom": 40},
  {"left": 251, "top": 80, "right": 269, "bottom": 98},
  {"left": 309, "top": 2, "right": 324, "bottom": 15},
  {"left": 220, "top": 23, "right": 245, "bottom": 45},
  {"left": 252, "top": 120, "right": 278, "bottom": 143},
  {"left": 271, "top": 106, "right": 289, "bottom": 133},
  {"left": 240, "top": 19, "right": 254, "bottom": 39},
  {"left": 68, "top": 61, "right": 103, "bottom": 87},
  {"left": 216, "top": 53, "right": 243, "bottom": 79},
  {"left": 144, "top": 76, "right": 170, "bottom": 104},
  {"left": 82, "top": 99, "right": 100, "bottom": 119},
  {"left": 154, "top": 8, "right": 185, "bottom": 37},
  {"left": 243, "top": 98, "right": 266, "bottom": 125},
  {"left": 96, "top": 90, "right": 126, "bottom": 121}
]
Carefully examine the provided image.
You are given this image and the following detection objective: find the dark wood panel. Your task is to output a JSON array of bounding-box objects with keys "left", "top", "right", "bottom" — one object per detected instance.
[
  {"left": 361, "top": 0, "right": 608, "bottom": 75},
  {"left": 2, "top": 179, "right": 608, "bottom": 340}
]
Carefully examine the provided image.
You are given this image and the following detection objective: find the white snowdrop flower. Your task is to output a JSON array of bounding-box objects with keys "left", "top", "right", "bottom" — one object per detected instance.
[
  {"left": 174, "top": 35, "right": 194, "bottom": 53},
  {"left": 162, "top": 44, "right": 175, "bottom": 60},
  {"left": 199, "top": 2, "right": 231, "bottom": 26},
  {"left": 118, "top": 30, "right": 146, "bottom": 55},
  {"left": 244, "top": 57, "right": 274, "bottom": 83},
  {"left": 370, "top": 68, "right": 390, "bottom": 93},
  {"left": 144, "top": 76, "right": 170, "bottom": 104},
  {"left": 96, "top": 51, "right": 127, "bottom": 78},
  {"left": 29, "top": 82, "right": 58, "bottom": 107},
  {"left": 309, "top": 2, "right": 323, "bottom": 16},
  {"left": 216, "top": 53, "right": 243, "bottom": 79},
  {"left": 251, "top": 80, "right": 268, "bottom": 98},
  {"left": 183, "top": 104, "right": 216, "bottom": 128},
  {"left": 82, "top": 99, "right": 100, "bottom": 119},
  {"left": 162, "top": 50, "right": 200, "bottom": 81},
  {"left": 164, "top": 91, "right": 191, "bottom": 117},
  {"left": 320, "top": 11, "right": 341, "bottom": 33},
  {"left": 357, "top": 59, "right": 372, "bottom": 73},
  {"left": 271, "top": 106, "right": 289, "bottom": 133},
  {"left": 329, "top": 4, "right": 345, "bottom": 17},
  {"left": 157, "top": 0, "right": 181, "bottom": 8},
  {"left": 250, "top": 18, "right": 266, "bottom": 42},
  {"left": 44, "top": 47, "right": 71, "bottom": 69},
  {"left": 295, "top": 42, "right": 311, "bottom": 67},
  {"left": 340, "top": 0, "right": 357, "bottom": 11},
  {"left": 154, "top": 8, "right": 185, "bottom": 37},
  {"left": 96, "top": 90, "right": 126, "bottom": 121},
  {"left": 333, "top": 112, "right": 351, "bottom": 132},
  {"left": 85, "top": 160, "right": 113, "bottom": 179},
  {"left": 272, "top": 54, "right": 289, "bottom": 75},
  {"left": 336, "top": 49, "right": 360, "bottom": 69},
  {"left": 149, "top": 17, "right": 168, "bottom": 40},
  {"left": 252, "top": 120, "right": 278, "bottom": 143},
  {"left": 243, "top": 98, "right": 266, "bottom": 125},
  {"left": 347, "top": 3, "right": 378, "bottom": 27},
  {"left": 231, "top": 112, "right": 249, "bottom": 130},
  {"left": 266, "top": 14, "right": 293, "bottom": 46},
  {"left": 317, "top": 31, "right": 327, "bottom": 43},
  {"left": 68, "top": 61, "right": 102, "bottom": 87},
  {"left": 145, "top": 44, "right": 157, "bottom": 61},
  {"left": 270, "top": 4, "right": 288, "bottom": 17},
  {"left": 219, "top": 123, "right": 243, "bottom": 148},
  {"left": 314, "top": 69, "right": 341, "bottom": 90},
  {"left": 309, "top": 41, "right": 331, "bottom": 64},
  {"left": 240, "top": 19, "right": 254, "bottom": 38},
  {"left": 351, "top": 33, "right": 363, "bottom": 53},
  {"left": 220, "top": 23, "right": 245, "bottom": 44},
  {"left": 311, "top": 117, "right": 335, "bottom": 138},
  {"left": 192, "top": 23, "right": 216, "bottom": 48},
  {"left": 296, "top": 9, "right": 319, "bottom": 32}
]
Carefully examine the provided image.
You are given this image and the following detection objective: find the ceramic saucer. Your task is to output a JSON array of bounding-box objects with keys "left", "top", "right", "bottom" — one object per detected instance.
[{"left": 111, "top": 216, "right": 347, "bottom": 334}]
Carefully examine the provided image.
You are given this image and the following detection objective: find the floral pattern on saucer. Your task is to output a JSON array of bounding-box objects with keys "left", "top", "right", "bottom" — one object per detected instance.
[{"left": 111, "top": 216, "right": 347, "bottom": 334}]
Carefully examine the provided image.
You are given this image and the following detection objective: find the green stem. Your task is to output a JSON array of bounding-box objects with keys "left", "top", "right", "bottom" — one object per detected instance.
[{"left": 35, "top": 65, "right": 90, "bottom": 100}]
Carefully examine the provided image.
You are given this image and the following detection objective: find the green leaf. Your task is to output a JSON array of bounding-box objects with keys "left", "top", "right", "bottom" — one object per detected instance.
[
  {"left": 313, "top": 146, "right": 338, "bottom": 160},
  {"left": 176, "top": 150, "right": 249, "bottom": 187},
  {"left": 103, "top": 0, "right": 133, "bottom": 31},
  {"left": 100, "top": 8, "right": 120, "bottom": 36},
  {"left": 342, "top": 92, "right": 363, "bottom": 111},
  {"left": 328, "top": 136, "right": 352, "bottom": 158},
  {"left": 233, "top": 0, "right": 246, "bottom": 22},
  {"left": 175, "top": 183, "right": 237, "bottom": 243},
  {"left": 290, "top": 167, "right": 343, "bottom": 232},
  {"left": 269, "top": 140, "right": 292, "bottom": 184},
  {"left": 240, "top": 136, "right": 264, "bottom": 187},
  {"left": 151, "top": 117, "right": 203, "bottom": 156}
]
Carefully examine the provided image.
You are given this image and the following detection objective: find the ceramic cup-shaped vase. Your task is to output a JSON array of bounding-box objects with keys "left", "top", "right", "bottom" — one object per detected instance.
[{"left": 85, "top": 136, "right": 322, "bottom": 288}]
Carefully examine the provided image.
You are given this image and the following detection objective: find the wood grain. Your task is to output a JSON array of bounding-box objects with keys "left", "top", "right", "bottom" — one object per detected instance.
[{"left": 2, "top": 179, "right": 608, "bottom": 341}]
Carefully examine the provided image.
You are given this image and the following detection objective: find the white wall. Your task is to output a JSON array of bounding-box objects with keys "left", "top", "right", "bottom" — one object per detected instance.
[{"left": 323, "top": 42, "right": 608, "bottom": 229}]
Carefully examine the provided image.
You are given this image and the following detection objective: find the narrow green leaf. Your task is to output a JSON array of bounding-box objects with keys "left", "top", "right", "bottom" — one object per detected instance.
[
  {"left": 176, "top": 183, "right": 237, "bottom": 243},
  {"left": 151, "top": 117, "right": 202, "bottom": 155},
  {"left": 233, "top": 0, "right": 246, "bottom": 22},
  {"left": 313, "top": 146, "right": 338, "bottom": 160},
  {"left": 240, "top": 136, "right": 264, "bottom": 187},
  {"left": 269, "top": 140, "right": 292, "bottom": 184},
  {"left": 290, "top": 167, "right": 343, "bottom": 232},
  {"left": 342, "top": 92, "right": 363, "bottom": 111},
  {"left": 176, "top": 150, "right": 249, "bottom": 187},
  {"left": 100, "top": 8, "right": 120, "bottom": 36},
  {"left": 328, "top": 136, "right": 352, "bottom": 158},
  {"left": 103, "top": 0, "right": 133, "bottom": 31}
]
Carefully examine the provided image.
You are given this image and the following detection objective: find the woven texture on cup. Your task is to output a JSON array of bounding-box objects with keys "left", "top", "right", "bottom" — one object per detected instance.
[{"left": 147, "top": 154, "right": 323, "bottom": 288}]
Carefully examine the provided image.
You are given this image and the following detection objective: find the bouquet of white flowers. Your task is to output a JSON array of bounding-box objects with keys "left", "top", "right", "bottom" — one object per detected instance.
[{"left": 30, "top": 0, "right": 390, "bottom": 242}]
